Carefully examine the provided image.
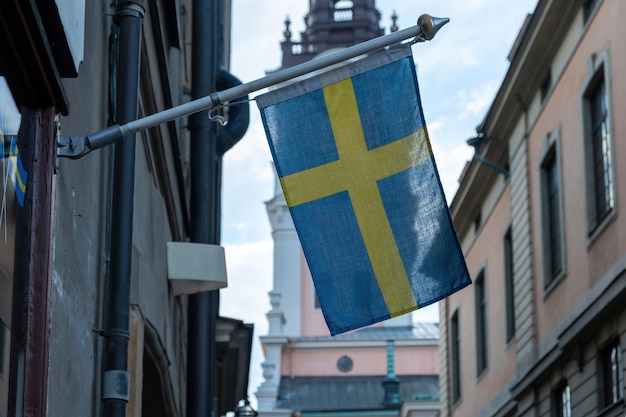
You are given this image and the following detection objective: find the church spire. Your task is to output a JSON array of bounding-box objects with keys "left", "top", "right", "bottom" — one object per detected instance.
[
  {"left": 278, "top": 0, "right": 384, "bottom": 70},
  {"left": 283, "top": 15, "right": 292, "bottom": 41},
  {"left": 390, "top": 10, "right": 399, "bottom": 32}
]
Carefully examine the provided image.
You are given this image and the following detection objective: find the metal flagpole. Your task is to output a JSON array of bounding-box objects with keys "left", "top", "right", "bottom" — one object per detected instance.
[{"left": 57, "top": 14, "right": 449, "bottom": 160}]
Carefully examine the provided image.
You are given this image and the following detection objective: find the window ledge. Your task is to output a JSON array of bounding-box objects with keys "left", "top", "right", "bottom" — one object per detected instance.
[
  {"left": 595, "top": 398, "right": 624, "bottom": 416},
  {"left": 587, "top": 208, "right": 617, "bottom": 249},
  {"left": 543, "top": 269, "right": 567, "bottom": 299}
]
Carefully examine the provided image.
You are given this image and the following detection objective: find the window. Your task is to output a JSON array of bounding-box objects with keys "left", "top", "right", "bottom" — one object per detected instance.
[
  {"left": 0, "top": 321, "right": 5, "bottom": 374},
  {"left": 474, "top": 211, "right": 482, "bottom": 233},
  {"left": 588, "top": 74, "right": 614, "bottom": 224},
  {"left": 541, "top": 71, "right": 552, "bottom": 102},
  {"left": 0, "top": 78, "right": 20, "bottom": 410},
  {"left": 540, "top": 132, "right": 565, "bottom": 291},
  {"left": 503, "top": 227, "right": 515, "bottom": 343},
  {"left": 336, "top": 355, "right": 353, "bottom": 373},
  {"left": 333, "top": 0, "right": 354, "bottom": 22},
  {"left": 552, "top": 382, "right": 571, "bottom": 417},
  {"left": 582, "top": 59, "right": 615, "bottom": 239},
  {"left": 475, "top": 270, "right": 488, "bottom": 376},
  {"left": 450, "top": 310, "right": 461, "bottom": 404},
  {"left": 314, "top": 291, "right": 321, "bottom": 309},
  {"left": 599, "top": 339, "right": 624, "bottom": 408},
  {"left": 583, "top": 0, "right": 600, "bottom": 22}
]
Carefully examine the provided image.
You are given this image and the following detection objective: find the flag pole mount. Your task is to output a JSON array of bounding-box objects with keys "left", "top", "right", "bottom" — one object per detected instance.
[{"left": 56, "top": 14, "right": 449, "bottom": 159}]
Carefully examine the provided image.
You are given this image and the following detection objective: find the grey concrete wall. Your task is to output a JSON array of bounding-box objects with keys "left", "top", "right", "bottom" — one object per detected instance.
[
  {"left": 49, "top": 1, "right": 112, "bottom": 416},
  {"left": 49, "top": 0, "right": 188, "bottom": 415}
]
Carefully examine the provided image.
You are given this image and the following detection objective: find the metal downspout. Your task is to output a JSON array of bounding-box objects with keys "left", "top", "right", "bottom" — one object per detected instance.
[
  {"left": 214, "top": 71, "right": 250, "bottom": 273},
  {"left": 187, "top": 0, "right": 218, "bottom": 416},
  {"left": 102, "top": 1, "right": 144, "bottom": 416}
]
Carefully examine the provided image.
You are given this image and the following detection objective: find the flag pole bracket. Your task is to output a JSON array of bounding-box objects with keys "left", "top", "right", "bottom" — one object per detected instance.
[
  {"left": 57, "top": 124, "right": 125, "bottom": 159},
  {"left": 56, "top": 14, "right": 449, "bottom": 160}
]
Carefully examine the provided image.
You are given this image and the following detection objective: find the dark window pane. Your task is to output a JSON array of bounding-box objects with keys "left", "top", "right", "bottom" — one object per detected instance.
[
  {"left": 0, "top": 322, "right": 5, "bottom": 374},
  {"left": 545, "top": 153, "right": 563, "bottom": 279},
  {"left": 600, "top": 340, "right": 624, "bottom": 407},
  {"left": 451, "top": 311, "right": 461, "bottom": 403},
  {"left": 475, "top": 272, "right": 488, "bottom": 375},
  {"left": 504, "top": 228, "right": 515, "bottom": 342},
  {"left": 583, "top": 0, "right": 600, "bottom": 21},
  {"left": 561, "top": 385, "right": 571, "bottom": 417},
  {"left": 589, "top": 77, "right": 614, "bottom": 226}
]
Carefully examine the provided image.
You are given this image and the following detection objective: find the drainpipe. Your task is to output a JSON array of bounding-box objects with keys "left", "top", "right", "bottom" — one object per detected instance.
[
  {"left": 102, "top": 1, "right": 144, "bottom": 416},
  {"left": 187, "top": 0, "right": 218, "bottom": 415},
  {"left": 187, "top": 0, "right": 250, "bottom": 414}
]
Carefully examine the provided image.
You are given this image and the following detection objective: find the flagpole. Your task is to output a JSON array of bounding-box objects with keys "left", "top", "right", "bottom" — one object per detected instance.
[{"left": 57, "top": 14, "right": 449, "bottom": 159}]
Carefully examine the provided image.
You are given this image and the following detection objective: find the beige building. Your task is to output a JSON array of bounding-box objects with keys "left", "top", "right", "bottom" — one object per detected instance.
[{"left": 440, "top": 0, "right": 626, "bottom": 416}]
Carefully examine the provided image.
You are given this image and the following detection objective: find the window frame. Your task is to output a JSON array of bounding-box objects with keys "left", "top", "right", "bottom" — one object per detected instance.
[
  {"left": 0, "top": 77, "right": 20, "bottom": 330},
  {"left": 503, "top": 226, "right": 515, "bottom": 344},
  {"left": 580, "top": 47, "right": 616, "bottom": 245},
  {"left": 598, "top": 337, "right": 624, "bottom": 410},
  {"left": 474, "top": 269, "right": 488, "bottom": 377},
  {"left": 583, "top": 0, "right": 601, "bottom": 23},
  {"left": 450, "top": 309, "right": 462, "bottom": 405},
  {"left": 539, "top": 128, "right": 566, "bottom": 294},
  {"left": 0, "top": 321, "right": 5, "bottom": 374},
  {"left": 540, "top": 70, "right": 552, "bottom": 103},
  {"left": 474, "top": 211, "right": 482, "bottom": 233},
  {"left": 551, "top": 381, "right": 571, "bottom": 417}
]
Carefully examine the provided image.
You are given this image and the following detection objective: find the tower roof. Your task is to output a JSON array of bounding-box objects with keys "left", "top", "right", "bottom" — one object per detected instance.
[{"left": 279, "top": 0, "right": 385, "bottom": 69}]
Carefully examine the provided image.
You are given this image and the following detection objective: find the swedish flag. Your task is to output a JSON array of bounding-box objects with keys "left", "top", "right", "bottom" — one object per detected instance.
[
  {"left": 257, "top": 44, "right": 470, "bottom": 335},
  {"left": 2, "top": 133, "right": 27, "bottom": 207}
]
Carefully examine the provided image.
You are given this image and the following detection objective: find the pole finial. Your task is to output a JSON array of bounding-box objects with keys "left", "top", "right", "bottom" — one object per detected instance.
[{"left": 414, "top": 14, "right": 450, "bottom": 43}]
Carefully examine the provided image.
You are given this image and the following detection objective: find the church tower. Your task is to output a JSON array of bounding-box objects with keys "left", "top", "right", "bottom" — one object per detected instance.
[{"left": 279, "top": 0, "right": 385, "bottom": 69}]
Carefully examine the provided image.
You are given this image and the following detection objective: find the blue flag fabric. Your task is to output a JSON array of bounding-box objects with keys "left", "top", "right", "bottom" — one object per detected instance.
[{"left": 257, "top": 44, "right": 471, "bottom": 335}]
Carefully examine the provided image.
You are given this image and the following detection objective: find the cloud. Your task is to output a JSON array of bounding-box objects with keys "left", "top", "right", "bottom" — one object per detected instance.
[
  {"left": 414, "top": 303, "right": 440, "bottom": 323},
  {"left": 456, "top": 79, "right": 501, "bottom": 120},
  {"left": 432, "top": 140, "right": 475, "bottom": 201},
  {"left": 220, "top": 239, "right": 273, "bottom": 404}
]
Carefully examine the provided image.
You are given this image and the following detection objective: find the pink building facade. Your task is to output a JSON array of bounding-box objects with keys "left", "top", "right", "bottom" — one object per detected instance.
[{"left": 440, "top": 1, "right": 626, "bottom": 416}]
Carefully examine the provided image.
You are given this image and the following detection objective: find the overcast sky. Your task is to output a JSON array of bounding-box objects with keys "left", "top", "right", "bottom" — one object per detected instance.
[{"left": 218, "top": 0, "right": 538, "bottom": 404}]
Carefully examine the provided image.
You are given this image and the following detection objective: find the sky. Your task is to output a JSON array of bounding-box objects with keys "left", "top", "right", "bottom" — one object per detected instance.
[{"left": 219, "top": 0, "right": 538, "bottom": 405}]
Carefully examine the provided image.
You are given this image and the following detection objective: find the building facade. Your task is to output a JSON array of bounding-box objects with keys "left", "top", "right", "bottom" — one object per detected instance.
[
  {"left": 440, "top": 0, "right": 626, "bottom": 416},
  {"left": 256, "top": 2, "right": 439, "bottom": 417},
  {"left": 0, "top": 1, "right": 251, "bottom": 416}
]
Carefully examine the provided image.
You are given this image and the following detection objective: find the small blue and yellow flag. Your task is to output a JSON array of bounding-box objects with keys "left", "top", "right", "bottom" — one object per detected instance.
[
  {"left": 3, "top": 134, "right": 27, "bottom": 207},
  {"left": 257, "top": 44, "right": 471, "bottom": 335}
]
